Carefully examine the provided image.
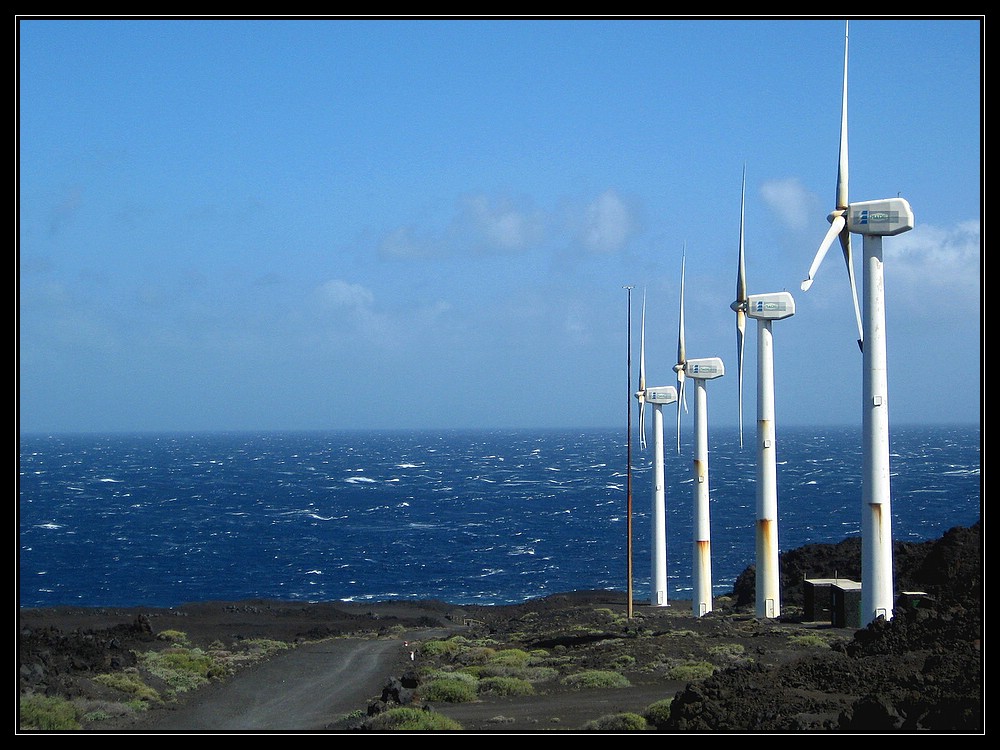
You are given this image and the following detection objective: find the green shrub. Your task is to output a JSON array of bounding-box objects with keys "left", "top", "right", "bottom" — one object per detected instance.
[
  {"left": 667, "top": 661, "right": 716, "bottom": 681},
  {"left": 19, "top": 694, "right": 81, "bottom": 731},
  {"left": 367, "top": 707, "right": 463, "bottom": 731},
  {"left": 418, "top": 677, "right": 479, "bottom": 703},
  {"left": 708, "top": 643, "right": 746, "bottom": 659},
  {"left": 459, "top": 646, "right": 497, "bottom": 664},
  {"left": 643, "top": 698, "right": 674, "bottom": 728},
  {"left": 455, "top": 664, "right": 488, "bottom": 679},
  {"left": 490, "top": 648, "right": 532, "bottom": 667},
  {"left": 240, "top": 638, "right": 291, "bottom": 656},
  {"left": 788, "top": 634, "right": 832, "bottom": 649},
  {"left": 611, "top": 654, "right": 636, "bottom": 669},
  {"left": 519, "top": 665, "right": 560, "bottom": 682},
  {"left": 477, "top": 676, "right": 535, "bottom": 697},
  {"left": 425, "top": 669, "right": 478, "bottom": 686},
  {"left": 561, "top": 670, "right": 631, "bottom": 690},
  {"left": 92, "top": 672, "right": 160, "bottom": 703},
  {"left": 156, "top": 629, "right": 189, "bottom": 644},
  {"left": 420, "top": 639, "right": 465, "bottom": 657},
  {"left": 138, "top": 647, "right": 221, "bottom": 693},
  {"left": 582, "top": 712, "right": 649, "bottom": 731}
]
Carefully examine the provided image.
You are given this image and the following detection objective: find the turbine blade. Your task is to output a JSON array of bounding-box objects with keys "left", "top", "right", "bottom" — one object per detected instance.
[
  {"left": 675, "top": 250, "right": 687, "bottom": 455},
  {"left": 840, "top": 230, "right": 864, "bottom": 351},
  {"left": 676, "top": 376, "right": 685, "bottom": 455},
  {"left": 801, "top": 214, "right": 846, "bottom": 291},
  {"left": 736, "top": 165, "right": 747, "bottom": 449},
  {"left": 836, "top": 23, "right": 860, "bottom": 352},
  {"left": 638, "top": 291, "right": 647, "bottom": 393},
  {"left": 805, "top": 23, "right": 851, "bottom": 295},
  {"left": 736, "top": 164, "right": 748, "bottom": 306},
  {"left": 677, "top": 252, "right": 686, "bottom": 369},
  {"left": 836, "top": 21, "right": 849, "bottom": 212},
  {"left": 637, "top": 290, "right": 648, "bottom": 451},
  {"left": 736, "top": 312, "right": 745, "bottom": 450}
]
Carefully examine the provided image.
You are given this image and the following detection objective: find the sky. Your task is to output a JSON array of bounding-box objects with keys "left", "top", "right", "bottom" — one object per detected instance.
[{"left": 17, "top": 17, "right": 982, "bottom": 434}]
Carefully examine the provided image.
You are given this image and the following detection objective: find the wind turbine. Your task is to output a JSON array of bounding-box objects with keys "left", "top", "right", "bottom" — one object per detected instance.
[
  {"left": 673, "top": 252, "right": 689, "bottom": 455},
  {"left": 800, "top": 21, "right": 914, "bottom": 626},
  {"left": 675, "top": 252, "right": 725, "bottom": 618},
  {"left": 634, "top": 291, "right": 678, "bottom": 607},
  {"left": 800, "top": 22, "right": 864, "bottom": 353},
  {"left": 730, "top": 165, "right": 795, "bottom": 620}
]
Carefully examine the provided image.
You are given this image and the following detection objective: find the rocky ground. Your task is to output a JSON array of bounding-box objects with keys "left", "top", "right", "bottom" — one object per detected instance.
[{"left": 18, "top": 521, "right": 982, "bottom": 733}]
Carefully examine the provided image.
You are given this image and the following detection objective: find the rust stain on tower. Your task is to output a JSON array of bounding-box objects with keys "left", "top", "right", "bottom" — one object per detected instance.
[
  {"left": 757, "top": 518, "right": 775, "bottom": 552},
  {"left": 693, "top": 459, "right": 706, "bottom": 481},
  {"left": 871, "top": 502, "right": 886, "bottom": 541}
]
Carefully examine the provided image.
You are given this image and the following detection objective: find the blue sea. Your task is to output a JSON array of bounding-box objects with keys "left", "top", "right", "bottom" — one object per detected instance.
[{"left": 18, "top": 424, "right": 981, "bottom": 610}]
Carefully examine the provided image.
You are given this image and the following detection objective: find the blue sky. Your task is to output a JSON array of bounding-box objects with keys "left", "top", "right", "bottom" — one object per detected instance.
[{"left": 18, "top": 17, "right": 982, "bottom": 434}]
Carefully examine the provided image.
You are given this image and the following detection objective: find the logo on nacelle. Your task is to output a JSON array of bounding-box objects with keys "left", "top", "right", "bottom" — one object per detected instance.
[{"left": 858, "top": 209, "right": 894, "bottom": 225}]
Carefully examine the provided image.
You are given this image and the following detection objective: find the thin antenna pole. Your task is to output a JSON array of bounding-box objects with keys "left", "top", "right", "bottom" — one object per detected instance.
[{"left": 624, "top": 285, "right": 634, "bottom": 620}]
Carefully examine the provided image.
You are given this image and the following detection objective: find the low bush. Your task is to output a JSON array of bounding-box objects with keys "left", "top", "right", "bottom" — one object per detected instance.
[
  {"left": 708, "top": 643, "right": 746, "bottom": 659},
  {"left": 582, "top": 712, "right": 649, "bottom": 731},
  {"left": 490, "top": 648, "right": 532, "bottom": 667},
  {"left": 788, "top": 634, "right": 832, "bottom": 649},
  {"left": 420, "top": 639, "right": 466, "bottom": 658},
  {"left": 560, "top": 670, "right": 631, "bottom": 690},
  {"left": 667, "top": 661, "right": 716, "bottom": 681},
  {"left": 156, "top": 629, "right": 189, "bottom": 644},
  {"left": 240, "top": 638, "right": 291, "bottom": 656},
  {"left": 643, "top": 698, "right": 674, "bottom": 728},
  {"left": 477, "top": 676, "right": 535, "bottom": 697},
  {"left": 138, "top": 647, "right": 222, "bottom": 694},
  {"left": 418, "top": 677, "right": 479, "bottom": 703},
  {"left": 19, "top": 694, "right": 81, "bottom": 731},
  {"left": 78, "top": 699, "right": 141, "bottom": 725},
  {"left": 92, "top": 672, "right": 160, "bottom": 703},
  {"left": 367, "top": 707, "right": 463, "bottom": 731},
  {"left": 611, "top": 654, "right": 636, "bottom": 669},
  {"left": 424, "top": 669, "right": 478, "bottom": 686}
]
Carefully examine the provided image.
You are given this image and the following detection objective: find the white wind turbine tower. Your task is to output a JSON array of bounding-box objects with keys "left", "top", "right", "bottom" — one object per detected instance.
[
  {"left": 674, "top": 252, "right": 725, "bottom": 618},
  {"left": 730, "top": 165, "right": 795, "bottom": 620},
  {"left": 800, "top": 21, "right": 914, "bottom": 626},
  {"left": 635, "top": 292, "right": 678, "bottom": 607}
]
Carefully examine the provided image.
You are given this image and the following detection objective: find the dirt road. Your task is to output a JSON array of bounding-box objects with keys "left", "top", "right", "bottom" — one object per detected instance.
[{"left": 123, "top": 632, "right": 440, "bottom": 732}]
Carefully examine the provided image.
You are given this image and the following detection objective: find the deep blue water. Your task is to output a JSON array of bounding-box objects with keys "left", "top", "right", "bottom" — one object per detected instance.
[{"left": 18, "top": 424, "right": 980, "bottom": 609}]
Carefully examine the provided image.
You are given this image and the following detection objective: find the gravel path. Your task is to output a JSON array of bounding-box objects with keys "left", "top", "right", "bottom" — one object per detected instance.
[{"left": 125, "top": 631, "right": 445, "bottom": 732}]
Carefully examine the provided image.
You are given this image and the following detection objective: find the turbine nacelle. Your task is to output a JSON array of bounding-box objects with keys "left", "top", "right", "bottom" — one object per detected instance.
[
  {"left": 746, "top": 291, "right": 795, "bottom": 321},
  {"left": 847, "top": 198, "right": 914, "bottom": 237},
  {"left": 685, "top": 357, "right": 725, "bottom": 380},
  {"left": 645, "top": 386, "right": 678, "bottom": 405}
]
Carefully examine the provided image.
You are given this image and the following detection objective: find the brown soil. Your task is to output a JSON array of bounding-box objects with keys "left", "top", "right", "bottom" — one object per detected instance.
[{"left": 18, "top": 522, "right": 982, "bottom": 733}]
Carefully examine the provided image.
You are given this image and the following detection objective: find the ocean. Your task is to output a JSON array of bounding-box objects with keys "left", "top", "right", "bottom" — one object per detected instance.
[{"left": 18, "top": 424, "right": 981, "bottom": 610}]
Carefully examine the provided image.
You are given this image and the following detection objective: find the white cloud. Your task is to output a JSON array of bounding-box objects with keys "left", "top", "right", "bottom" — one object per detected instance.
[
  {"left": 316, "top": 279, "right": 376, "bottom": 310},
  {"left": 376, "top": 189, "right": 639, "bottom": 261},
  {"left": 378, "top": 194, "right": 546, "bottom": 260},
  {"left": 458, "top": 194, "right": 545, "bottom": 253},
  {"left": 378, "top": 225, "right": 435, "bottom": 260},
  {"left": 578, "top": 189, "right": 635, "bottom": 254},
  {"left": 760, "top": 177, "right": 816, "bottom": 232},
  {"left": 885, "top": 220, "right": 981, "bottom": 296}
]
